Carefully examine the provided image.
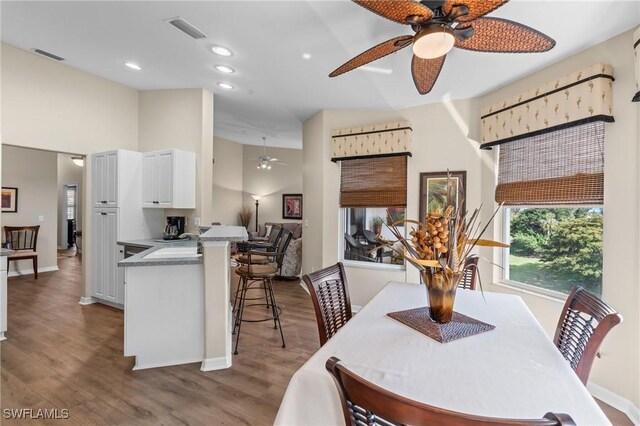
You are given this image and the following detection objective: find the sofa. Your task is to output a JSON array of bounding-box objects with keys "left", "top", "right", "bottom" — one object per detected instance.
[
  {"left": 248, "top": 222, "right": 303, "bottom": 278},
  {"left": 249, "top": 222, "right": 303, "bottom": 241}
]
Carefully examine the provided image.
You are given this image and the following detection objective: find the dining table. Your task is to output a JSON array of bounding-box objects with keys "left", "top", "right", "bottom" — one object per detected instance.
[{"left": 274, "top": 281, "right": 610, "bottom": 425}]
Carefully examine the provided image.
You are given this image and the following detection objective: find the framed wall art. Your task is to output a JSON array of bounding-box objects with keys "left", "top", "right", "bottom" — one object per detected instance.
[
  {"left": 1, "top": 187, "right": 18, "bottom": 213},
  {"left": 419, "top": 171, "right": 466, "bottom": 223},
  {"left": 282, "top": 194, "right": 303, "bottom": 220}
]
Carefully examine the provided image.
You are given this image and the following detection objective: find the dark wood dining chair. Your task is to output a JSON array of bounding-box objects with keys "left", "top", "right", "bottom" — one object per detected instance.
[
  {"left": 302, "top": 262, "right": 352, "bottom": 346},
  {"left": 326, "top": 357, "right": 576, "bottom": 426},
  {"left": 4, "top": 225, "right": 40, "bottom": 279},
  {"left": 459, "top": 256, "right": 479, "bottom": 290},
  {"left": 553, "top": 286, "right": 622, "bottom": 385}
]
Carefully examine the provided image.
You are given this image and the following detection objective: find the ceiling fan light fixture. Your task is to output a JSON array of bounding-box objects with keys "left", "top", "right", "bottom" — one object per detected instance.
[{"left": 412, "top": 25, "right": 455, "bottom": 59}]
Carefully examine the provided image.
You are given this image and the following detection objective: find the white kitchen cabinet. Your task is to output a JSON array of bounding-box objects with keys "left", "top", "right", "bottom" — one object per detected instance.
[
  {"left": 93, "top": 209, "right": 123, "bottom": 305},
  {"left": 93, "top": 151, "right": 118, "bottom": 207},
  {"left": 91, "top": 149, "right": 164, "bottom": 308},
  {"left": 142, "top": 149, "right": 196, "bottom": 209}
]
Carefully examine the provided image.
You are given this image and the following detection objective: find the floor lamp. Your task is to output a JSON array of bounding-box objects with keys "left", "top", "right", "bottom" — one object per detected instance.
[{"left": 251, "top": 195, "right": 261, "bottom": 232}]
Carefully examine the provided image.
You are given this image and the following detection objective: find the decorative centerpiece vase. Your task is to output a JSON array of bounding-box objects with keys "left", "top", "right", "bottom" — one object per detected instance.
[{"left": 421, "top": 269, "right": 464, "bottom": 324}]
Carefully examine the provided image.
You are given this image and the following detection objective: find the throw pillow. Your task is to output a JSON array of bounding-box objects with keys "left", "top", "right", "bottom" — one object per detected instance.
[
  {"left": 265, "top": 224, "right": 273, "bottom": 238},
  {"left": 258, "top": 224, "right": 267, "bottom": 237}
]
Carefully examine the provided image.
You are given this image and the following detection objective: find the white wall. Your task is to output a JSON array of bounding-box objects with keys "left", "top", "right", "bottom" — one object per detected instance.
[
  {"left": 57, "top": 154, "right": 83, "bottom": 248},
  {"left": 242, "top": 144, "right": 303, "bottom": 226},
  {"left": 0, "top": 42, "right": 141, "bottom": 298},
  {"left": 138, "top": 89, "right": 214, "bottom": 231},
  {"left": 212, "top": 137, "right": 243, "bottom": 225},
  {"left": 1, "top": 146, "right": 58, "bottom": 274},
  {"left": 302, "top": 98, "right": 482, "bottom": 305},
  {"left": 479, "top": 29, "right": 639, "bottom": 412}
]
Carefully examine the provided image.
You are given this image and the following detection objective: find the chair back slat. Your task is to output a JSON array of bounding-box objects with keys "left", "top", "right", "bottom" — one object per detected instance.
[
  {"left": 326, "top": 357, "right": 576, "bottom": 426},
  {"left": 4, "top": 226, "right": 40, "bottom": 251},
  {"left": 303, "top": 263, "right": 352, "bottom": 346},
  {"left": 275, "top": 229, "right": 292, "bottom": 269},
  {"left": 459, "top": 256, "right": 479, "bottom": 290},
  {"left": 553, "top": 286, "right": 622, "bottom": 384},
  {"left": 268, "top": 226, "right": 283, "bottom": 245}
]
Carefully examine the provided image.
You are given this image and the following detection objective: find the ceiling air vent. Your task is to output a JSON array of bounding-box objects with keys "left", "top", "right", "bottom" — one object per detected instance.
[
  {"left": 166, "top": 17, "right": 207, "bottom": 40},
  {"left": 32, "top": 48, "right": 65, "bottom": 61}
]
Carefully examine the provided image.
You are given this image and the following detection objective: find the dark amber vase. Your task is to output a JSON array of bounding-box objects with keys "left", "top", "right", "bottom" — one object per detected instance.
[{"left": 421, "top": 269, "right": 464, "bottom": 324}]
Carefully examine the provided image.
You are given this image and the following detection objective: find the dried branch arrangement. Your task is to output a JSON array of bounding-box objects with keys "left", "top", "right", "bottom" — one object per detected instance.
[{"left": 238, "top": 207, "right": 254, "bottom": 228}]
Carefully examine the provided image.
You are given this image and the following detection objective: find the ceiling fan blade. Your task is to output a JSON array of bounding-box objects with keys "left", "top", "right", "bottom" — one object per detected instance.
[
  {"left": 352, "top": 0, "right": 433, "bottom": 24},
  {"left": 411, "top": 54, "right": 446, "bottom": 95},
  {"left": 330, "top": 35, "right": 413, "bottom": 77},
  {"left": 443, "top": 0, "right": 509, "bottom": 22},
  {"left": 455, "top": 18, "right": 555, "bottom": 53},
  {"left": 273, "top": 162, "right": 289, "bottom": 166}
]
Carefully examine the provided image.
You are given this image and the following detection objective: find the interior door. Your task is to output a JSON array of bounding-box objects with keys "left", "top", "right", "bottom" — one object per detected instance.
[
  {"left": 142, "top": 153, "right": 158, "bottom": 207},
  {"left": 156, "top": 151, "right": 173, "bottom": 207},
  {"left": 104, "top": 152, "right": 118, "bottom": 207}
]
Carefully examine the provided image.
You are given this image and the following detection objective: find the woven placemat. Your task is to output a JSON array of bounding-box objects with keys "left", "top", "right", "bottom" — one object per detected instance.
[{"left": 387, "top": 307, "right": 495, "bottom": 343}]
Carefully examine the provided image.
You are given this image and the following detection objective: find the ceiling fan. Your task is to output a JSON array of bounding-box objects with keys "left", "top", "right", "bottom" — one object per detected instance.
[
  {"left": 329, "top": 0, "right": 556, "bottom": 94},
  {"left": 251, "top": 137, "right": 288, "bottom": 170}
]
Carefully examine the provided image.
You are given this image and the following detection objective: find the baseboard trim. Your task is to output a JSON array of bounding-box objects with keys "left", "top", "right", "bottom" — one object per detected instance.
[
  {"left": 201, "top": 355, "right": 231, "bottom": 372},
  {"left": 78, "top": 296, "right": 95, "bottom": 305},
  {"left": 8, "top": 266, "right": 59, "bottom": 277},
  {"left": 92, "top": 298, "right": 124, "bottom": 310},
  {"left": 588, "top": 382, "right": 640, "bottom": 425},
  {"left": 0, "top": 332, "right": 6, "bottom": 341},
  {"left": 133, "top": 356, "right": 203, "bottom": 371},
  {"left": 299, "top": 281, "right": 310, "bottom": 295}
]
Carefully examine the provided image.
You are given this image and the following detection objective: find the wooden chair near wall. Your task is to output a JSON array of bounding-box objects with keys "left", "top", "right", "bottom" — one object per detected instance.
[
  {"left": 553, "top": 286, "right": 622, "bottom": 385},
  {"left": 459, "top": 256, "right": 479, "bottom": 290},
  {"left": 3, "top": 225, "right": 40, "bottom": 279},
  {"left": 302, "top": 262, "right": 352, "bottom": 346},
  {"left": 326, "top": 356, "right": 576, "bottom": 426}
]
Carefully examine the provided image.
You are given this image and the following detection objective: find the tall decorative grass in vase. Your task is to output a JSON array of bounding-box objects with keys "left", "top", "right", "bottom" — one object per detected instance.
[
  {"left": 238, "top": 207, "right": 254, "bottom": 230},
  {"left": 379, "top": 176, "right": 508, "bottom": 323}
]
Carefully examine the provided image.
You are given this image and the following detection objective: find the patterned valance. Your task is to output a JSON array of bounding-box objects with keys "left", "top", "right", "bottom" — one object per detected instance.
[
  {"left": 331, "top": 121, "right": 412, "bottom": 162},
  {"left": 480, "top": 63, "right": 614, "bottom": 149},
  {"left": 633, "top": 27, "right": 640, "bottom": 102}
]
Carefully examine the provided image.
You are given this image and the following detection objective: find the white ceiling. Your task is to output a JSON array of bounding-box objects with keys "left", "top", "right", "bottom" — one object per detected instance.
[{"left": 1, "top": 1, "right": 638, "bottom": 149}]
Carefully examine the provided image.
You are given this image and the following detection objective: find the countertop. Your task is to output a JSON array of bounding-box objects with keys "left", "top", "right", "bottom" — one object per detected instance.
[
  {"left": 199, "top": 225, "right": 248, "bottom": 242},
  {"left": 117, "top": 239, "right": 202, "bottom": 268},
  {"left": 0, "top": 248, "right": 14, "bottom": 256}
]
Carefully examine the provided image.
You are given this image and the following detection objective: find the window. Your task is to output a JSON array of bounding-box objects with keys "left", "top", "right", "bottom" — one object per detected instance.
[
  {"left": 342, "top": 207, "right": 405, "bottom": 267},
  {"left": 502, "top": 207, "right": 603, "bottom": 296},
  {"left": 66, "top": 185, "right": 77, "bottom": 221}
]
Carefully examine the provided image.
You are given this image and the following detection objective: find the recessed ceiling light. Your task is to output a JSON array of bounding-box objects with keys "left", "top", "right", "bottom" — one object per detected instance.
[
  {"left": 217, "top": 82, "right": 234, "bottom": 90},
  {"left": 215, "top": 65, "right": 235, "bottom": 74},
  {"left": 124, "top": 62, "right": 142, "bottom": 71},
  {"left": 211, "top": 45, "right": 232, "bottom": 56},
  {"left": 302, "top": 53, "right": 312, "bottom": 60}
]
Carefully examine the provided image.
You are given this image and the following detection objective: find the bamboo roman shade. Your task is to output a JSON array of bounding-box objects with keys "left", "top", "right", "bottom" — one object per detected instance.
[
  {"left": 480, "top": 63, "right": 614, "bottom": 149},
  {"left": 331, "top": 121, "right": 412, "bottom": 162},
  {"left": 340, "top": 156, "right": 407, "bottom": 207},
  {"left": 496, "top": 121, "right": 604, "bottom": 206},
  {"left": 633, "top": 27, "right": 640, "bottom": 102}
]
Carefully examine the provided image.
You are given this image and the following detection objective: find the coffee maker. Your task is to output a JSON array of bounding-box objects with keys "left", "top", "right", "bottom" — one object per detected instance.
[{"left": 164, "top": 216, "right": 186, "bottom": 240}]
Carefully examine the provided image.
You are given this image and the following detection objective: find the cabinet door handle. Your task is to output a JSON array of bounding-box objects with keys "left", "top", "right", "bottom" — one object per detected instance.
[{"left": 101, "top": 212, "right": 107, "bottom": 216}]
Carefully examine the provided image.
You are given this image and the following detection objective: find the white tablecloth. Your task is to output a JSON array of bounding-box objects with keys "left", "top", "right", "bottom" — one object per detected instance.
[{"left": 275, "top": 282, "right": 610, "bottom": 426}]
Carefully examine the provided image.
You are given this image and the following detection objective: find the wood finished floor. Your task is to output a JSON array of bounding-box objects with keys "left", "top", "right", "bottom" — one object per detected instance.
[{"left": 1, "top": 253, "right": 632, "bottom": 425}]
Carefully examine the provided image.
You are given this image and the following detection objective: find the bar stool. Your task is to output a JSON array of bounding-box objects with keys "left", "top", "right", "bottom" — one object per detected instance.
[{"left": 233, "top": 229, "right": 292, "bottom": 355}]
